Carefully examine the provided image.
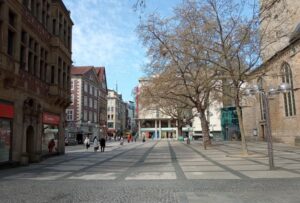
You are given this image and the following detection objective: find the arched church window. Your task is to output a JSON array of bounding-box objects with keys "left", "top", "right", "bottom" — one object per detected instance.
[
  {"left": 281, "top": 63, "right": 296, "bottom": 116},
  {"left": 257, "top": 77, "right": 266, "bottom": 120}
]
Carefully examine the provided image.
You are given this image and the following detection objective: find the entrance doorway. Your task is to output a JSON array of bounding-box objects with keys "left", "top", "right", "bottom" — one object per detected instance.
[
  {"left": 260, "top": 125, "right": 265, "bottom": 141},
  {"left": 77, "top": 133, "right": 83, "bottom": 144},
  {"left": 26, "top": 126, "right": 34, "bottom": 161}
]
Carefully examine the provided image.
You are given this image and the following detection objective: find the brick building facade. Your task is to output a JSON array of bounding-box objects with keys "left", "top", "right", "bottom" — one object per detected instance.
[
  {"left": 0, "top": 0, "right": 73, "bottom": 164},
  {"left": 65, "top": 66, "right": 107, "bottom": 143}
]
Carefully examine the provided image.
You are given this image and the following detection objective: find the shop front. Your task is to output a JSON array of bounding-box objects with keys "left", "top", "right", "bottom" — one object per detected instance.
[
  {"left": 42, "top": 112, "right": 60, "bottom": 155},
  {"left": 0, "top": 102, "right": 14, "bottom": 163}
]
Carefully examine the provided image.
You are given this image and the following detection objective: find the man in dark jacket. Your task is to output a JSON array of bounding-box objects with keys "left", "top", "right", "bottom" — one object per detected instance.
[{"left": 100, "top": 137, "right": 106, "bottom": 152}]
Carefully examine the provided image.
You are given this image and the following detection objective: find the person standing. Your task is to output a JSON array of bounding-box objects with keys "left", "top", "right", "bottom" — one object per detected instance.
[
  {"left": 84, "top": 136, "right": 90, "bottom": 150},
  {"left": 48, "top": 139, "right": 55, "bottom": 153},
  {"left": 100, "top": 137, "right": 106, "bottom": 152},
  {"left": 93, "top": 137, "right": 99, "bottom": 152}
]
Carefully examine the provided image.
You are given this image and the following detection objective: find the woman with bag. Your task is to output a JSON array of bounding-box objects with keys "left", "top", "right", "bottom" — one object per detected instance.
[
  {"left": 84, "top": 136, "right": 90, "bottom": 150},
  {"left": 93, "top": 136, "right": 99, "bottom": 152}
]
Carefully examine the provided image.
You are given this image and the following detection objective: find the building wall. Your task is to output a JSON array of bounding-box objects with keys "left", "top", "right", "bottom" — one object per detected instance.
[
  {"left": 243, "top": 1, "right": 300, "bottom": 145},
  {"left": 0, "top": 0, "right": 72, "bottom": 164},
  {"left": 192, "top": 102, "right": 222, "bottom": 133},
  {"left": 107, "top": 90, "right": 127, "bottom": 136},
  {"left": 260, "top": 0, "right": 300, "bottom": 60},
  {"left": 244, "top": 43, "right": 300, "bottom": 144}
]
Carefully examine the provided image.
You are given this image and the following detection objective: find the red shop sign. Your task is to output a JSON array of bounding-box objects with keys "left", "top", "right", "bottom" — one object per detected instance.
[
  {"left": 0, "top": 103, "right": 14, "bottom": 118},
  {"left": 43, "top": 112, "right": 60, "bottom": 125}
]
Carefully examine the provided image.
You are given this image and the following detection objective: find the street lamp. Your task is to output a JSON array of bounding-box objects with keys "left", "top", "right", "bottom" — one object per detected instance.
[{"left": 245, "top": 82, "right": 291, "bottom": 170}]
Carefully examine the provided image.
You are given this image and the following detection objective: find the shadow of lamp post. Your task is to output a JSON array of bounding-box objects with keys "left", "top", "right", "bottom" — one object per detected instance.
[{"left": 245, "top": 82, "right": 291, "bottom": 170}]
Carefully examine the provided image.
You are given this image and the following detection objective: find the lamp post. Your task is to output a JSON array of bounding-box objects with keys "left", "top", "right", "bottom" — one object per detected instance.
[{"left": 245, "top": 82, "right": 291, "bottom": 170}]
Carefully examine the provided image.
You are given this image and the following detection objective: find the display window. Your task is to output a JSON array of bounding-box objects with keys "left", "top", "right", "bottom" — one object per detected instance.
[
  {"left": 0, "top": 119, "right": 12, "bottom": 162},
  {"left": 42, "top": 112, "right": 60, "bottom": 154},
  {"left": 42, "top": 124, "right": 59, "bottom": 154}
]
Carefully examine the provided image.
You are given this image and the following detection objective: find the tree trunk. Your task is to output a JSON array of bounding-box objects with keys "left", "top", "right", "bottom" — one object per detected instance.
[
  {"left": 177, "top": 120, "right": 183, "bottom": 138},
  {"left": 199, "top": 110, "right": 211, "bottom": 150},
  {"left": 235, "top": 102, "right": 249, "bottom": 155}
]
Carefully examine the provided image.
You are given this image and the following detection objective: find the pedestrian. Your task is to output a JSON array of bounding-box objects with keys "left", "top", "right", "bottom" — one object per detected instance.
[
  {"left": 120, "top": 137, "right": 124, "bottom": 145},
  {"left": 142, "top": 135, "right": 145, "bottom": 143},
  {"left": 100, "top": 137, "right": 106, "bottom": 152},
  {"left": 84, "top": 136, "right": 90, "bottom": 150},
  {"left": 48, "top": 139, "right": 55, "bottom": 153},
  {"left": 93, "top": 136, "right": 99, "bottom": 152},
  {"left": 127, "top": 134, "right": 131, "bottom": 143}
]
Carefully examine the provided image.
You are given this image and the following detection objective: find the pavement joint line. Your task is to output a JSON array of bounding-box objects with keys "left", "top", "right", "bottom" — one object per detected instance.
[
  {"left": 0, "top": 149, "right": 109, "bottom": 179},
  {"left": 185, "top": 143, "right": 250, "bottom": 179},
  {"left": 168, "top": 141, "right": 187, "bottom": 180},
  {"left": 53, "top": 143, "right": 147, "bottom": 180},
  {"left": 215, "top": 145, "right": 300, "bottom": 175},
  {"left": 220, "top": 143, "right": 300, "bottom": 163},
  {"left": 115, "top": 141, "right": 158, "bottom": 180}
]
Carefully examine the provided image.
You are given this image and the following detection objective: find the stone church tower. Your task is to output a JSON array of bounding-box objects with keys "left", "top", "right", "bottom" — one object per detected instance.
[
  {"left": 242, "top": 0, "right": 300, "bottom": 145},
  {"left": 260, "top": 0, "right": 300, "bottom": 60}
]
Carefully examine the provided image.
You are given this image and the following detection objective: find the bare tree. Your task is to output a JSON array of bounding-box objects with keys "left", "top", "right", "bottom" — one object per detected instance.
[
  {"left": 178, "top": 0, "right": 289, "bottom": 155},
  {"left": 137, "top": 11, "right": 220, "bottom": 148},
  {"left": 137, "top": 0, "right": 290, "bottom": 153}
]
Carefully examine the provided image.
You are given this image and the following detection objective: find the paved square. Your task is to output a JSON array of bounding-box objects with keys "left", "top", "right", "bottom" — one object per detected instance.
[
  {"left": 184, "top": 171, "right": 240, "bottom": 179},
  {"left": 125, "top": 172, "right": 177, "bottom": 180}
]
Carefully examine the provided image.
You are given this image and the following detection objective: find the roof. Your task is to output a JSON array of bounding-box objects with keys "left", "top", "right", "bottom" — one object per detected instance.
[
  {"left": 95, "top": 67, "right": 106, "bottom": 82},
  {"left": 71, "top": 66, "right": 93, "bottom": 75},
  {"left": 290, "top": 23, "right": 300, "bottom": 43}
]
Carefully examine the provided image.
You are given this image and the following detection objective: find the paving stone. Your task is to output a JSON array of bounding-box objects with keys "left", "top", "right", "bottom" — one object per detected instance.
[
  {"left": 125, "top": 172, "right": 177, "bottom": 180},
  {"left": 184, "top": 171, "right": 240, "bottom": 179},
  {"left": 68, "top": 172, "right": 119, "bottom": 180},
  {"left": 4, "top": 172, "right": 71, "bottom": 180},
  {"left": 226, "top": 164, "right": 269, "bottom": 171},
  {"left": 239, "top": 170, "right": 300, "bottom": 178},
  {"left": 181, "top": 165, "right": 224, "bottom": 172}
]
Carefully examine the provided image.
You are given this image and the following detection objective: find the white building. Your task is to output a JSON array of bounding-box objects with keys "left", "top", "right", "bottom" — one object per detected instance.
[
  {"left": 136, "top": 78, "right": 222, "bottom": 140},
  {"left": 107, "top": 89, "right": 126, "bottom": 137}
]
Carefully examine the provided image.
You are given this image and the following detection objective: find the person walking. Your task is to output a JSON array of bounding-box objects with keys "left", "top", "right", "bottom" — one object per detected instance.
[
  {"left": 100, "top": 137, "right": 106, "bottom": 152},
  {"left": 48, "top": 139, "right": 55, "bottom": 153},
  {"left": 84, "top": 136, "right": 90, "bottom": 151},
  {"left": 93, "top": 136, "right": 99, "bottom": 152}
]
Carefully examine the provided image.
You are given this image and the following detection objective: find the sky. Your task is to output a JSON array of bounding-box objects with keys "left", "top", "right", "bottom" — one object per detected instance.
[{"left": 62, "top": 0, "right": 182, "bottom": 101}]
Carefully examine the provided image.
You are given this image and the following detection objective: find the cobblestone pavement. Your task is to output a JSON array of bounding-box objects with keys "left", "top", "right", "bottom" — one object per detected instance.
[{"left": 0, "top": 140, "right": 300, "bottom": 203}]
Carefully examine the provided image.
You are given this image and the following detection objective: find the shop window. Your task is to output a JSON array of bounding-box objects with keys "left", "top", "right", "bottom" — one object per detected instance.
[
  {"left": 0, "top": 119, "right": 12, "bottom": 162},
  {"left": 42, "top": 124, "right": 58, "bottom": 155}
]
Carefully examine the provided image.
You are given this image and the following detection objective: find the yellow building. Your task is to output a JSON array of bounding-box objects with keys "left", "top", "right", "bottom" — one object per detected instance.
[{"left": 0, "top": 0, "right": 73, "bottom": 164}]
